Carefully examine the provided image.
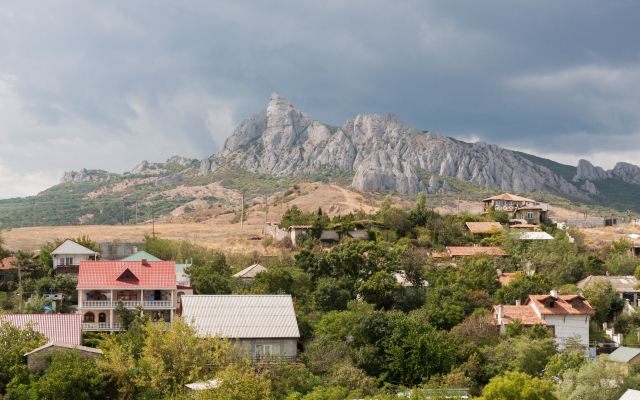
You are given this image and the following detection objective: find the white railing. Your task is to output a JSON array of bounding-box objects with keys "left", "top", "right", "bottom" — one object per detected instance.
[
  {"left": 143, "top": 300, "right": 172, "bottom": 308},
  {"left": 82, "top": 300, "right": 113, "bottom": 308},
  {"left": 82, "top": 322, "right": 122, "bottom": 331}
]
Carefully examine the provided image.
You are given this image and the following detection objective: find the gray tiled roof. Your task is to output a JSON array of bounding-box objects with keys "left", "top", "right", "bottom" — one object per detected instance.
[
  {"left": 620, "top": 389, "right": 640, "bottom": 400},
  {"left": 576, "top": 275, "right": 640, "bottom": 292},
  {"left": 181, "top": 295, "right": 300, "bottom": 339},
  {"left": 609, "top": 346, "right": 640, "bottom": 363}
]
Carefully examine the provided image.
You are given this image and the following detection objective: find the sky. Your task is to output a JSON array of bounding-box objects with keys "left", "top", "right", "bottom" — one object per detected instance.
[{"left": 1, "top": 0, "right": 640, "bottom": 199}]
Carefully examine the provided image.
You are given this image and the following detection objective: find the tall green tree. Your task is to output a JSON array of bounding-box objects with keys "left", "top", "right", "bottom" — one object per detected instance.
[
  {"left": 479, "top": 371, "right": 557, "bottom": 400},
  {"left": 0, "top": 321, "right": 48, "bottom": 393}
]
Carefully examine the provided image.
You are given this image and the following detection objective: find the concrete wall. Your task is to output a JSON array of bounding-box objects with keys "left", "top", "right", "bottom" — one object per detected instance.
[
  {"left": 231, "top": 338, "right": 298, "bottom": 358},
  {"left": 320, "top": 230, "right": 340, "bottom": 241},
  {"left": 27, "top": 346, "right": 101, "bottom": 372},
  {"left": 349, "top": 230, "right": 370, "bottom": 240},
  {"left": 99, "top": 242, "right": 143, "bottom": 260},
  {"left": 265, "top": 224, "right": 288, "bottom": 241}
]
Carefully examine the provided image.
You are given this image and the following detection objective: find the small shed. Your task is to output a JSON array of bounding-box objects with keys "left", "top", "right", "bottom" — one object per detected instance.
[
  {"left": 233, "top": 264, "right": 267, "bottom": 279},
  {"left": 577, "top": 275, "right": 640, "bottom": 306},
  {"left": 609, "top": 346, "right": 640, "bottom": 365},
  {"left": 24, "top": 342, "right": 102, "bottom": 372}
]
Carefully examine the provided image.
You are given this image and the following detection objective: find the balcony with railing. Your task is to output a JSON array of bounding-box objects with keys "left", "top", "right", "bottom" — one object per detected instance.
[
  {"left": 82, "top": 322, "right": 123, "bottom": 331},
  {"left": 80, "top": 300, "right": 173, "bottom": 309}
]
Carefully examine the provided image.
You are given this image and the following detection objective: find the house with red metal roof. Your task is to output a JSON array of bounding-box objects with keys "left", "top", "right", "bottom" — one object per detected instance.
[
  {"left": 76, "top": 260, "right": 181, "bottom": 332},
  {"left": 492, "top": 290, "right": 595, "bottom": 347},
  {"left": 0, "top": 314, "right": 82, "bottom": 345}
]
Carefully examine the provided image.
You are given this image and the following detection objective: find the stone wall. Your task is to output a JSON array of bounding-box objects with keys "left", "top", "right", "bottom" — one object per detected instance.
[
  {"left": 265, "top": 224, "right": 288, "bottom": 241},
  {"left": 27, "top": 346, "right": 102, "bottom": 372}
]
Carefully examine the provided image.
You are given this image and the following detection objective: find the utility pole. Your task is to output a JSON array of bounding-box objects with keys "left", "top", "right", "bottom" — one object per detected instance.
[
  {"left": 32, "top": 200, "right": 35, "bottom": 227},
  {"left": 136, "top": 195, "right": 138, "bottom": 225},
  {"left": 457, "top": 191, "right": 460, "bottom": 215},
  {"left": 15, "top": 257, "right": 23, "bottom": 313},
  {"left": 152, "top": 205, "right": 155, "bottom": 238},
  {"left": 122, "top": 198, "right": 125, "bottom": 225},
  {"left": 240, "top": 192, "right": 244, "bottom": 232}
]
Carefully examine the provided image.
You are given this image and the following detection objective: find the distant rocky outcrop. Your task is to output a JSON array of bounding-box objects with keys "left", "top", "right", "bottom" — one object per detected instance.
[
  {"left": 155, "top": 173, "right": 182, "bottom": 187},
  {"left": 581, "top": 180, "right": 599, "bottom": 195},
  {"left": 198, "top": 158, "right": 217, "bottom": 176},
  {"left": 213, "top": 93, "right": 586, "bottom": 196},
  {"left": 60, "top": 169, "right": 92, "bottom": 184},
  {"left": 573, "top": 159, "right": 612, "bottom": 181},
  {"left": 612, "top": 162, "right": 640, "bottom": 185},
  {"left": 131, "top": 160, "right": 151, "bottom": 174},
  {"left": 166, "top": 156, "right": 192, "bottom": 166}
]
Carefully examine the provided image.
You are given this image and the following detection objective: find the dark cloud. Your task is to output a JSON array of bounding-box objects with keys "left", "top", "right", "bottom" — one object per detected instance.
[{"left": 1, "top": 0, "right": 639, "bottom": 198}]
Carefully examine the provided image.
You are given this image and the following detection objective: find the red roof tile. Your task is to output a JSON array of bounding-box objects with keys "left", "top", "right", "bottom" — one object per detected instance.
[
  {"left": 466, "top": 222, "right": 503, "bottom": 233},
  {"left": 77, "top": 261, "right": 176, "bottom": 289},
  {"left": 1, "top": 257, "right": 17, "bottom": 270},
  {"left": 492, "top": 305, "right": 546, "bottom": 326},
  {"left": 0, "top": 314, "right": 81, "bottom": 345},
  {"left": 483, "top": 193, "right": 538, "bottom": 202},
  {"left": 527, "top": 295, "right": 595, "bottom": 315},
  {"left": 498, "top": 272, "right": 520, "bottom": 286},
  {"left": 447, "top": 246, "right": 508, "bottom": 257}
]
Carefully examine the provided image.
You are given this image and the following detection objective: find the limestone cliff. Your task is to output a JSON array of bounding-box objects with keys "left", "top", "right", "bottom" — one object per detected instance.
[{"left": 213, "top": 93, "right": 586, "bottom": 196}]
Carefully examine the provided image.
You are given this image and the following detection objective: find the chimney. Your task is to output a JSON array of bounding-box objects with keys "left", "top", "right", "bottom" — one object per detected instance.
[
  {"left": 603, "top": 322, "right": 608, "bottom": 330},
  {"left": 550, "top": 289, "right": 558, "bottom": 298},
  {"left": 499, "top": 304, "right": 504, "bottom": 318},
  {"left": 497, "top": 269, "right": 502, "bottom": 276},
  {"left": 142, "top": 259, "right": 147, "bottom": 264},
  {"left": 516, "top": 300, "right": 521, "bottom": 306}
]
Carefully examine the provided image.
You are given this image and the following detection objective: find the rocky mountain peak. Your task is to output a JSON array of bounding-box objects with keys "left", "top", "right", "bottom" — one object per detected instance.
[{"left": 573, "top": 159, "right": 612, "bottom": 181}]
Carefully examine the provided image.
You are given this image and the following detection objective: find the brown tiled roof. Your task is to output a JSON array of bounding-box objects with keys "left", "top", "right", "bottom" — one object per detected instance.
[
  {"left": 288, "top": 225, "right": 312, "bottom": 230},
  {"left": 431, "top": 252, "right": 449, "bottom": 258},
  {"left": 465, "top": 222, "right": 503, "bottom": 233},
  {"left": 517, "top": 206, "right": 542, "bottom": 211},
  {"left": 576, "top": 275, "right": 640, "bottom": 292},
  {"left": 498, "top": 272, "right": 520, "bottom": 286},
  {"left": 526, "top": 295, "right": 595, "bottom": 315},
  {"left": 446, "top": 246, "right": 508, "bottom": 257},
  {"left": 1, "top": 257, "right": 17, "bottom": 270},
  {"left": 492, "top": 305, "right": 546, "bottom": 326},
  {"left": 483, "top": 193, "right": 538, "bottom": 202}
]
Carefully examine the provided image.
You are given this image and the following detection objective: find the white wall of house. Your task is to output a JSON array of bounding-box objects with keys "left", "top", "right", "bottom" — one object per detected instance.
[
  {"left": 54, "top": 254, "right": 92, "bottom": 267},
  {"left": 231, "top": 338, "right": 298, "bottom": 358},
  {"left": 541, "top": 314, "right": 590, "bottom": 348}
]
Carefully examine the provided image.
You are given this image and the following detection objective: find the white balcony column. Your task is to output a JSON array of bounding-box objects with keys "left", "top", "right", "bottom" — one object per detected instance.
[
  {"left": 141, "top": 290, "right": 144, "bottom": 307},
  {"left": 110, "top": 289, "right": 113, "bottom": 307},
  {"left": 170, "top": 309, "right": 173, "bottom": 322},
  {"left": 110, "top": 309, "right": 113, "bottom": 331},
  {"left": 78, "top": 290, "right": 81, "bottom": 308}
]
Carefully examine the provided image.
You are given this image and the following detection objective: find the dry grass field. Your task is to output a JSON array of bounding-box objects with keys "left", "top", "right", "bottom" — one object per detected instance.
[{"left": 2, "top": 182, "right": 617, "bottom": 253}]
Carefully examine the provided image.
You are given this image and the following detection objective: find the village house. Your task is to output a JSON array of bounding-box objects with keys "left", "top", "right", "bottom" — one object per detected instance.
[
  {"left": 492, "top": 290, "right": 594, "bottom": 347},
  {"left": 233, "top": 264, "right": 267, "bottom": 280},
  {"left": 24, "top": 342, "right": 102, "bottom": 372},
  {"left": 121, "top": 250, "right": 194, "bottom": 290},
  {"left": 577, "top": 275, "right": 640, "bottom": 307},
  {"left": 51, "top": 239, "right": 101, "bottom": 276},
  {"left": 482, "top": 193, "right": 549, "bottom": 224},
  {"left": 0, "top": 314, "right": 82, "bottom": 345},
  {"left": 1, "top": 256, "right": 17, "bottom": 285},
  {"left": 446, "top": 246, "right": 508, "bottom": 259},
  {"left": 181, "top": 294, "right": 300, "bottom": 360},
  {"left": 77, "top": 259, "right": 192, "bottom": 332},
  {"left": 98, "top": 242, "right": 143, "bottom": 260},
  {"left": 609, "top": 347, "right": 640, "bottom": 365}
]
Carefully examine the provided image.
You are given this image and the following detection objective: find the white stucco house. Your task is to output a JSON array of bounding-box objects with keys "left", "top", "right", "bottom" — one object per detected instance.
[
  {"left": 51, "top": 239, "right": 101, "bottom": 276},
  {"left": 492, "top": 290, "right": 595, "bottom": 348}
]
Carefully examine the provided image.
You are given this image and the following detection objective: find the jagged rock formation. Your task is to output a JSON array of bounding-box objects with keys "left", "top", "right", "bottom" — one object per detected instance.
[
  {"left": 573, "top": 159, "right": 612, "bottom": 181},
  {"left": 60, "top": 169, "right": 92, "bottom": 184},
  {"left": 581, "top": 180, "right": 599, "bottom": 195},
  {"left": 198, "top": 158, "right": 217, "bottom": 176},
  {"left": 131, "top": 160, "right": 151, "bottom": 174},
  {"left": 214, "top": 93, "right": 586, "bottom": 196},
  {"left": 155, "top": 173, "right": 182, "bottom": 187},
  {"left": 612, "top": 162, "right": 640, "bottom": 185},
  {"left": 428, "top": 176, "right": 440, "bottom": 192},
  {"left": 166, "top": 156, "right": 192, "bottom": 166}
]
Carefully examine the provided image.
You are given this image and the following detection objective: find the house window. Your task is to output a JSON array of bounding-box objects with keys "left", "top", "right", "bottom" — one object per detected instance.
[
  {"left": 58, "top": 258, "right": 64, "bottom": 266},
  {"left": 109, "top": 245, "right": 117, "bottom": 255},
  {"left": 527, "top": 211, "right": 533, "bottom": 219},
  {"left": 547, "top": 325, "right": 555, "bottom": 335},
  {"left": 177, "top": 291, "right": 185, "bottom": 303},
  {"left": 572, "top": 301, "right": 583, "bottom": 308},
  {"left": 99, "top": 313, "right": 106, "bottom": 323},
  {"left": 84, "top": 312, "right": 95, "bottom": 323},
  {"left": 66, "top": 257, "right": 73, "bottom": 265},
  {"left": 545, "top": 301, "right": 555, "bottom": 308},
  {"left": 255, "top": 344, "right": 280, "bottom": 357}
]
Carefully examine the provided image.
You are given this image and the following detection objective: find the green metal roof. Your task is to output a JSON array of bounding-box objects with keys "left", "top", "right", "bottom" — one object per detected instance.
[
  {"left": 175, "top": 264, "right": 189, "bottom": 271},
  {"left": 609, "top": 346, "right": 640, "bottom": 363},
  {"left": 121, "top": 251, "right": 162, "bottom": 262}
]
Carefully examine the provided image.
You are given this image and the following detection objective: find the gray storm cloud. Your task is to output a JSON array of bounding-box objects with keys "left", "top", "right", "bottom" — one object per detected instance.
[{"left": 0, "top": 0, "right": 639, "bottom": 198}]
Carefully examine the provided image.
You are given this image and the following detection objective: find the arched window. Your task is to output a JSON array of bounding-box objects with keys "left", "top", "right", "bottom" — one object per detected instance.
[
  {"left": 98, "top": 313, "right": 106, "bottom": 323},
  {"left": 177, "top": 291, "right": 185, "bottom": 303},
  {"left": 84, "top": 312, "right": 95, "bottom": 323}
]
